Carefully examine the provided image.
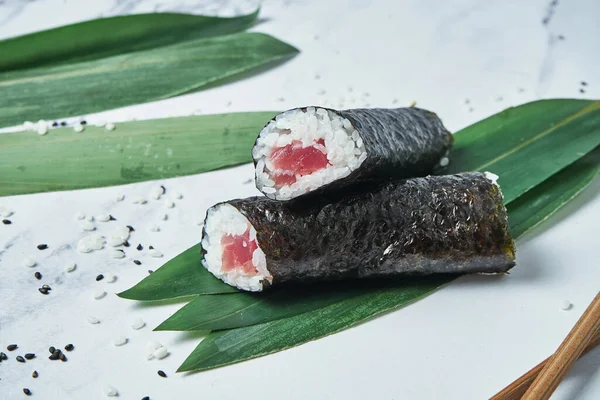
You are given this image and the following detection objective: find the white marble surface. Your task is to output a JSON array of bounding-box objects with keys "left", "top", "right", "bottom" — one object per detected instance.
[{"left": 0, "top": 0, "right": 599, "bottom": 399}]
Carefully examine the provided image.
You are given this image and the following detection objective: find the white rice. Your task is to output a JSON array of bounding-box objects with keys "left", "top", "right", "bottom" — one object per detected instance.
[
  {"left": 253, "top": 107, "right": 368, "bottom": 200},
  {"left": 201, "top": 204, "right": 272, "bottom": 292}
]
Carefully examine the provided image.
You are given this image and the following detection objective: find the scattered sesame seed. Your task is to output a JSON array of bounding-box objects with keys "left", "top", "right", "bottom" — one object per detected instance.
[
  {"left": 131, "top": 318, "right": 146, "bottom": 330},
  {"left": 110, "top": 249, "right": 126, "bottom": 259},
  {"left": 64, "top": 344, "right": 74, "bottom": 351},
  {"left": 132, "top": 197, "right": 147, "bottom": 205},
  {"left": 107, "top": 235, "right": 124, "bottom": 247},
  {"left": 96, "top": 214, "right": 111, "bottom": 222},
  {"left": 48, "top": 351, "right": 59, "bottom": 360},
  {"left": 48, "top": 346, "right": 55, "bottom": 354},
  {"left": 78, "top": 234, "right": 105, "bottom": 252},
  {"left": 64, "top": 262, "right": 77, "bottom": 272},
  {"left": 149, "top": 185, "right": 165, "bottom": 200},
  {"left": 24, "top": 353, "right": 35, "bottom": 360},
  {"left": 23, "top": 388, "right": 32, "bottom": 396},
  {"left": 75, "top": 211, "right": 86, "bottom": 220},
  {"left": 469, "top": 107, "right": 474, "bottom": 112},
  {"left": 16, "top": 355, "right": 25, "bottom": 363},
  {"left": 86, "top": 214, "right": 94, "bottom": 222},
  {"left": 439, "top": 157, "right": 450, "bottom": 167},
  {"left": 148, "top": 248, "right": 163, "bottom": 258},
  {"left": 105, "top": 123, "right": 116, "bottom": 131},
  {"left": 164, "top": 199, "right": 175, "bottom": 209},
  {"left": 146, "top": 341, "right": 163, "bottom": 354},
  {"left": 173, "top": 191, "right": 183, "bottom": 199},
  {"left": 314, "top": 74, "right": 321, "bottom": 80},
  {"left": 22, "top": 257, "right": 36, "bottom": 268},
  {"left": 158, "top": 213, "right": 168, "bottom": 221},
  {"left": 59, "top": 352, "right": 67, "bottom": 362},
  {"left": 0, "top": 351, "right": 7, "bottom": 360},
  {"left": 561, "top": 300, "right": 573, "bottom": 310},
  {"left": 7, "top": 344, "right": 18, "bottom": 351},
  {"left": 37, "top": 244, "right": 48, "bottom": 250},
  {"left": 96, "top": 274, "right": 104, "bottom": 281},
  {"left": 149, "top": 225, "right": 160, "bottom": 232},
  {"left": 3, "top": 219, "right": 12, "bottom": 224},
  {"left": 105, "top": 273, "right": 117, "bottom": 283},
  {"left": 37, "top": 125, "right": 48, "bottom": 135},
  {"left": 157, "top": 370, "right": 167, "bottom": 378},
  {"left": 148, "top": 270, "right": 154, "bottom": 274},
  {"left": 60, "top": 121, "right": 67, "bottom": 126},
  {"left": 81, "top": 120, "right": 87, "bottom": 125},
  {"left": 277, "top": 97, "right": 285, "bottom": 102},
  {"left": 113, "top": 336, "right": 128, "bottom": 346},
  {"left": 104, "top": 384, "right": 118, "bottom": 397},
  {"left": 580, "top": 89, "right": 586, "bottom": 93},
  {"left": 123, "top": 240, "right": 130, "bottom": 247},
  {"left": 149, "top": 246, "right": 154, "bottom": 250},
  {"left": 93, "top": 289, "right": 107, "bottom": 300},
  {"left": 42, "top": 284, "right": 51, "bottom": 290},
  {"left": 133, "top": 260, "right": 142, "bottom": 265},
  {"left": 581, "top": 81, "right": 588, "bottom": 86},
  {"left": 87, "top": 316, "right": 100, "bottom": 324},
  {"left": 142, "top": 397, "right": 150, "bottom": 400},
  {"left": 153, "top": 347, "right": 168, "bottom": 360},
  {"left": 39, "top": 287, "right": 49, "bottom": 295},
  {"left": 558, "top": 34, "right": 565, "bottom": 40},
  {"left": 34, "top": 272, "right": 42, "bottom": 280},
  {"left": 115, "top": 193, "right": 125, "bottom": 202},
  {"left": 73, "top": 124, "right": 84, "bottom": 133},
  {"left": 126, "top": 225, "right": 135, "bottom": 232},
  {"left": 81, "top": 221, "right": 96, "bottom": 231},
  {"left": 32, "top": 370, "right": 38, "bottom": 378},
  {"left": 136, "top": 244, "right": 143, "bottom": 251},
  {"left": 0, "top": 206, "right": 13, "bottom": 217}
]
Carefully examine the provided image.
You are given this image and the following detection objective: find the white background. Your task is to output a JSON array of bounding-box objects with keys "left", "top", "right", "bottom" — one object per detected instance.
[{"left": 0, "top": 0, "right": 599, "bottom": 399}]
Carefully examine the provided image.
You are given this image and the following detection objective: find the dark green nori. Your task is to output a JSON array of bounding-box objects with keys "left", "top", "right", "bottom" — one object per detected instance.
[
  {"left": 204, "top": 172, "right": 515, "bottom": 289},
  {"left": 254, "top": 107, "right": 453, "bottom": 199}
]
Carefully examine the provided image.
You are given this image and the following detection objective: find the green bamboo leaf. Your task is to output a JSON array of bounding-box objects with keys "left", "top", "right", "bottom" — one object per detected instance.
[
  {"left": 118, "top": 244, "right": 238, "bottom": 301},
  {"left": 154, "top": 283, "right": 371, "bottom": 331},
  {"left": 0, "top": 111, "right": 276, "bottom": 196},
  {"left": 177, "top": 153, "right": 600, "bottom": 372},
  {"left": 0, "top": 10, "right": 259, "bottom": 72},
  {"left": 507, "top": 146, "right": 600, "bottom": 238},
  {"left": 0, "top": 32, "right": 297, "bottom": 128},
  {"left": 447, "top": 99, "right": 600, "bottom": 203}
]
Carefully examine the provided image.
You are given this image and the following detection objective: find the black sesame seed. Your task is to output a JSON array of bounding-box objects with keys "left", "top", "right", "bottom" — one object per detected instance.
[
  {"left": 126, "top": 225, "right": 135, "bottom": 232},
  {"left": 558, "top": 34, "right": 565, "bottom": 40},
  {"left": 39, "top": 287, "right": 49, "bottom": 295},
  {"left": 133, "top": 260, "right": 142, "bottom": 265},
  {"left": 34, "top": 272, "right": 42, "bottom": 280},
  {"left": 48, "top": 352, "right": 59, "bottom": 360},
  {"left": 157, "top": 370, "right": 167, "bottom": 378},
  {"left": 24, "top": 353, "right": 35, "bottom": 360},
  {"left": 96, "top": 274, "right": 104, "bottom": 281},
  {"left": 23, "top": 388, "right": 32, "bottom": 396},
  {"left": 148, "top": 270, "right": 153, "bottom": 274},
  {"left": 0, "top": 351, "right": 7, "bottom": 360},
  {"left": 109, "top": 214, "right": 116, "bottom": 221},
  {"left": 59, "top": 352, "right": 67, "bottom": 362},
  {"left": 60, "top": 121, "right": 67, "bottom": 126},
  {"left": 581, "top": 81, "right": 588, "bottom": 86},
  {"left": 123, "top": 240, "right": 130, "bottom": 247},
  {"left": 16, "top": 355, "right": 25, "bottom": 363},
  {"left": 37, "top": 244, "right": 48, "bottom": 250},
  {"left": 52, "top": 121, "right": 58, "bottom": 127},
  {"left": 81, "top": 120, "right": 87, "bottom": 125},
  {"left": 7, "top": 344, "right": 18, "bottom": 351},
  {"left": 48, "top": 346, "right": 55, "bottom": 354},
  {"left": 32, "top": 370, "right": 38, "bottom": 378},
  {"left": 149, "top": 245, "right": 154, "bottom": 250},
  {"left": 142, "top": 397, "right": 150, "bottom": 400},
  {"left": 64, "top": 344, "right": 74, "bottom": 352},
  {"left": 160, "top": 185, "right": 166, "bottom": 194},
  {"left": 136, "top": 244, "right": 143, "bottom": 251},
  {"left": 580, "top": 88, "right": 586, "bottom": 93},
  {"left": 42, "top": 284, "right": 51, "bottom": 290},
  {"left": 2, "top": 219, "right": 11, "bottom": 225}
]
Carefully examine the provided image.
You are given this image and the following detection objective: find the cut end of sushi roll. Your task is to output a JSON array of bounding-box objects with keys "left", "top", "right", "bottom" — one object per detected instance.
[
  {"left": 201, "top": 204, "right": 273, "bottom": 292},
  {"left": 253, "top": 107, "right": 368, "bottom": 200}
]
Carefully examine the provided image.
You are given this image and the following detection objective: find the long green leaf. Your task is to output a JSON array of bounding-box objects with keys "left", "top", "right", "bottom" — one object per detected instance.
[
  {"left": 118, "top": 244, "right": 238, "bottom": 300},
  {"left": 0, "top": 10, "right": 259, "bottom": 72},
  {"left": 177, "top": 155, "right": 600, "bottom": 372},
  {"left": 0, "top": 111, "right": 276, "bottom": 196},
  {"left": 0, "top": 32, "right": 297, "bottom": 128},
  {"left": 448, "top": 99, "right": 600, "bottom": 202}
]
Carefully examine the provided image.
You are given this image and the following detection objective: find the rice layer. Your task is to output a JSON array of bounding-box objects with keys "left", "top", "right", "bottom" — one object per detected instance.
[{"left": 252, "top": 107, "right": 368, "bottom": 200}]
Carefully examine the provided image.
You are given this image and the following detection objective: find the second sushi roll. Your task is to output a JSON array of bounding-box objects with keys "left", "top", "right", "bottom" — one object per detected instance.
[{"left": 201, "top": 172, "right": 515, "bottom": 292}]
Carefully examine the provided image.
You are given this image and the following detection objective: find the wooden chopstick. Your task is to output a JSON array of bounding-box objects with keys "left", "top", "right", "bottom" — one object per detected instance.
[
  {"left": 492, "top": 292, "right": 600, "bottom": 400},
  {"left": 491, "top": 326, "right": 600, "bottom": 400}
]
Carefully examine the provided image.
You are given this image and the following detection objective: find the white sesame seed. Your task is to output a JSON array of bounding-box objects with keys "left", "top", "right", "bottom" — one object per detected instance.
[
  {"left": 153, "top": 347, "right": 169, "bottom": 360},
  {"left": 96, "top": 214, "right": 111, "bottom": 222},
  {"left": 146, "top": 341, "right": 163, "bottom": 354},
  {"left": 73, "top": 124, "right": 84, "bottom": 133},
  {"left": 64, "top": 262, "right": 77, "bottom": 272},
  {"left": 110, "top": 249, "right": 126, "bottom": 259},
  {"left": 113, "top": 336, "right": 128, "bottom": 346},
  {"left": 149, "top": 185, "right": 164, "bottom": 200},
  {"left": 105, "top": 122, "right": 116, "bottom": 131},
  {"left": 104, "top": 384, "right": 118, "bottom": 397},
  {"left": 107, "top": 235, "right": 124, "bottom": 247},
  {"left": 148, "top": 248, "right": 163, "bottom": 258},
  {"left": 132, "top": 196, "right": 147, "bottom": 205},
  {"left": 439, "top": 157, "right": 449, "bottom": 167},
  {"left": 22, "top": 257, "right": 37, "bottom": 268},
  {"left": 105, "top": 272, "right": 117, "bottom": 283},
  {"left": 23, "top": 121, "right": 34, "bottom": 130},
  {"left": 0, "top": 206, "right": 13, "bottom": 217},
  {"left": 561, "top": 300, "right": 573, "bottom": 311},
  {"left": 37, "top": 125, "right": 48, "bottom": 135},
  {"left": 75, "top": 212, "right": 86, "bottom": 220},
  {"left": 93, "top": 289, "right": 107, "bottom": 300},
  {"left": 86, "top": 215, "right": 94, "bottom": 222},
  {"left": 87, "top": 316, "right": 100, "bottom": 324},
  {"left": 149, "top": 224, "right": 160, "bottom": 232},
  {"left": 81, "top": 221, "right": 96, "bottom": 231},
  {"left": 173, "top": 191, "right": 183, "bottom": 199},
  {"left": 115, "top": 193, "right": 125, "bottom": 202},
  {"left": 164, "top": 199, "right": 175, "bottom": 208},
  {"left": 131, "top": 318, "right": 146, "bottom": 330},
  {"left": 115, "top": 226, "right": 131, "bottom": 241},
  {"left": 158, "top": 213, "right": 168, "bottom": 221}
]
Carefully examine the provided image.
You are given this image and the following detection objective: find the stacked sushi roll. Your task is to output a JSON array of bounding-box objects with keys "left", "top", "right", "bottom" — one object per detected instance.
[{"left": 201, "top": 107, "right": 515, "bottom": 292}]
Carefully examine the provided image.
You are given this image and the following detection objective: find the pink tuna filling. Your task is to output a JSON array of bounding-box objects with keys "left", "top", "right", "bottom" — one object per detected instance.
[
  {"left": 221, "top": 230, "right": 259, "bottom": 274},
  {"left": 269, "top": 139, "right": 330, "bottom": 187}
]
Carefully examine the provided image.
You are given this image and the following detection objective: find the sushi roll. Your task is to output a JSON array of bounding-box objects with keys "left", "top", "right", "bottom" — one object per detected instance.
[
  {"left": 201, "top": 172, "right": 515, "bottom": 292},
  {"left": 252, "top": 106, "right": 452, "bottom": 201}
]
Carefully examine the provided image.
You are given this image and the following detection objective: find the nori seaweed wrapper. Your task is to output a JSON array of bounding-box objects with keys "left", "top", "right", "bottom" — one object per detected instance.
[
  {"left": 206, "top": 172, "right": 515, "bottom": 288},
  {"left": 254, "top": 106, "right": 453, "bottom": 200}
]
